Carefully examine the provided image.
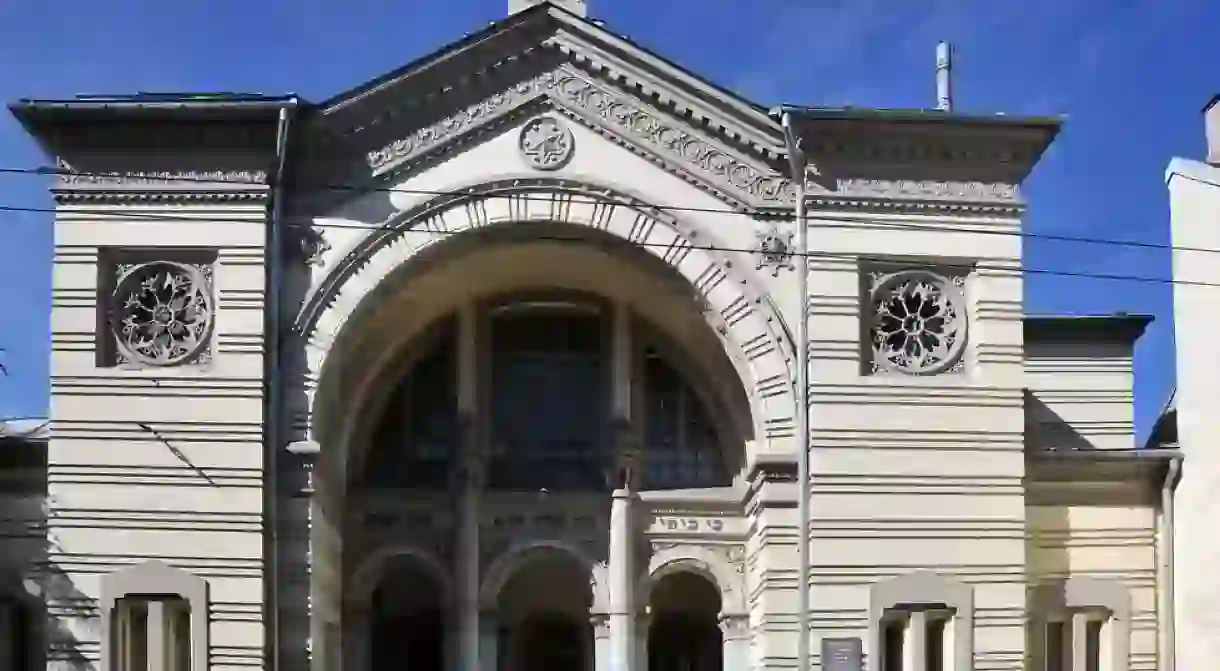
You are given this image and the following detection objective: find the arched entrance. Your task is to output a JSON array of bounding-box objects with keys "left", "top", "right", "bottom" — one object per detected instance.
[
  {"left": 494, "top": 548, "right": 596, "bottom": 671},
  {"left": 366, "top": 557, "right": 446, "bottom": 670},
  {"left": 301, "top": 180, "right": 787, "bottom": 670},
  {"left": 648, "top": 571, "right": 723, "bottom": 671}
]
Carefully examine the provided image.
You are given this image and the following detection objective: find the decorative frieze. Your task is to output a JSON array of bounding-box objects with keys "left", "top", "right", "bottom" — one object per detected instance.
[
  {"left": 365, "top": 73, "right": 557, "bottom": 172},
  {"left": 358, "top": 64, "right": 1024, "bottom": 212},
  {"left": 837, "top": 178, "right": 1017, "bottom": 202},
  {"left": 53, "top": 169, "right": 269, "bottom": 203},
  {"left": 58, "top": 169, "right": 267, "bottom": 188}
]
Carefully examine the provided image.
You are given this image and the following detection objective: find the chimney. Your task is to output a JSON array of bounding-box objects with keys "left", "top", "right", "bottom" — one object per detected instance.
[
  {"left": 936, "top": 41, "right": 953, "bottom": 113},
  {"left": 1206, "top": 94, "right": 1220, "bottom": 165},
  {"left": 509, "top": 0, "right": 587, "bottom": 17}
]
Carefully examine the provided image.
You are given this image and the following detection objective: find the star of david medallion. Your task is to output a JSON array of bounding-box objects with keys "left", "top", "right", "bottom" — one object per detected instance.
[{"left": 519, "top": 116, "right": 575, "bottom": 171}]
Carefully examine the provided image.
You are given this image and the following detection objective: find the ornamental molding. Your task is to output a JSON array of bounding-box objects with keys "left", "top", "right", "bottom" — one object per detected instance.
[
  {"left": 53, "top": 169, "right": 270, "bottom": 203},
  {"left": 518, "top": 115, "right": 576, "bottom": 170},
  {"left": 109, "top": 260, "right": 215, "bottom": 368},
  {"left": 865, "top": 267, "right": 969, "bottom": 376},
  {"left": 297, "top": 178, "right": 798, "bottom": 458},
  {"left": 755, "top": 227, "right": 795, "bottom": 276},
  {"left": 358, "top": 64, "right": 1023, "bottom": 213}
]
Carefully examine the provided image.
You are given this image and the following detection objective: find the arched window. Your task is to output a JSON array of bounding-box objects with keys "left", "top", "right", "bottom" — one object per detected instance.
[
  {"left": 100, "top": 561, "right": 208, "bottom": 671},
  {"left": 488, "top": 303, "right": 608, "bottom": 491},
  {"left": 363, "top": 302, "right": 734, "bottom": 494},
  {"left": 365, "top": 323, "right": 458, "bottom": 489},
  {"left": 641, "top": 348, "right": 728, "bottom": 490}
]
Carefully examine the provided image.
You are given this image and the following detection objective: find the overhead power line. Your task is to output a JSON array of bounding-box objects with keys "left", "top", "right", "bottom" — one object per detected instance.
[
  {"left": 0, "top": 203, "right": 1211, "bottom": 290},
  {"left": 0, "top": 165, "right": 1212, "bottom": 256}
]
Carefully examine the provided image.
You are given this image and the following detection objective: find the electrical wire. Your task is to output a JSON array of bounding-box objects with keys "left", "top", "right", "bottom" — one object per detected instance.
[
  {"left": 0, "top": 202, "right": 1212, "bottom": 289},
  {"left": 0, "top": 165, "right": 1212, "bottom": 256},
  {"left": 0, "top": 166, "right": 1211, "bottom": 289}
]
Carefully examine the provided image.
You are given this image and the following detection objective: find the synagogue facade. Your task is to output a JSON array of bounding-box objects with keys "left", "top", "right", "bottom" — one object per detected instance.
[{"left": 4, "top": 1, "right": 1182, "bottom": 670}]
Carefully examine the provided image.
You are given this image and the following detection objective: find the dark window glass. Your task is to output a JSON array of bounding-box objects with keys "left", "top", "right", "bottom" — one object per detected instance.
[
  {"left": 882, "top": 619, "right": 904, "bottom": 671},
  {"left": 1085, "top": 619, "right": 1103, "bottom": 671},
  {"left": 489, "top": 308, "right": 607, "bottom": 491},
  {"left": 926, "top": 618, "right": 945, "bottom": 671},
  {"left": 1046, "top": 621, "right": 1065, "bottom": 671},
  {"left": 642, "top": 350, "right": 727, "bottom": 489},
  {"left": 366, "top": 329, "right": 458, "bottom": 489}
]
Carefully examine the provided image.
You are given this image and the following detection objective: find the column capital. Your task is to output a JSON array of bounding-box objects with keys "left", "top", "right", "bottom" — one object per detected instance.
[
  {"left": 591, "top": 613, "right": 612, "bottom": 640},
  {"left": 608, "top": 416, "right": 642, "bottom": 492},
  {"left": 719, "top": 613, "right": 751, "bottom": 641}
]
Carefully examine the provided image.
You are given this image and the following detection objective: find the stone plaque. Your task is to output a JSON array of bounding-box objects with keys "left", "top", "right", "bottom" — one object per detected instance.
[{"left": 821, "top": 637, "right": 862, "bottom": 671}]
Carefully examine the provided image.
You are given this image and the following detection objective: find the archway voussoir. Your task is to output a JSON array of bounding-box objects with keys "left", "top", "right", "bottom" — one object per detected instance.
[{"left": 300, "top": 178, "right": 797, "bottom": 458}]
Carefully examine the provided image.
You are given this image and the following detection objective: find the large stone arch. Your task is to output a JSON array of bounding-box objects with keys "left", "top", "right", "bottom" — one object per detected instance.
[
  {"left": 297, "top": 177, "right": 798, "bottom": 459},
  {"left": 346, "top": 545, "right": 453, "bottom": 607},
  {"left": 479, "top": 539, "right": 611, "bottom": 615},
  {"left": 641, "top": 544, "right": 747, "bottom": 616}
]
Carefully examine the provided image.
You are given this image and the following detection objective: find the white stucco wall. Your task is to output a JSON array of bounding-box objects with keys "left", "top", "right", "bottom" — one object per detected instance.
[{"left": 1166, "top": 156, "right": 1220, "bottom": 671}]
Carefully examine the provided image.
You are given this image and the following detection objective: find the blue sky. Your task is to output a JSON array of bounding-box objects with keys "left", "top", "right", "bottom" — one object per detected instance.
[{"left": 0, "top": 0, "right": 1214, "bottom": 439}]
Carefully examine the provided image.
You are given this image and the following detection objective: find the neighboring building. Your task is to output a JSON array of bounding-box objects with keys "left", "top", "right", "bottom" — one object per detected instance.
[
  {"left": 1154, "top": 94, "right": 1220, "bottom": 671},
  {"left": 5, "top": 1, "right": 1181, "bottom": 670},
  {"left": 0, "top": 418, "right": 48, "bottom": 670}
]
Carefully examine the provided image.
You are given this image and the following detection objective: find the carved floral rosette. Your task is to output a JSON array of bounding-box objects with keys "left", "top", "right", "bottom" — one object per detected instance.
[
  {"left": 111, "top": 261, "right": 215, "bottom": 367},
  {"left": 867, "top": 268, "right": 967, "bottom": 375}
]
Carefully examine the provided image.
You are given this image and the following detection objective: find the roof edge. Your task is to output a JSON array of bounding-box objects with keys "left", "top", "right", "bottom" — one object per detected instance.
[
  {"left": 771, "top": 104, "right": 1065, "bottom": 131},
  {"left": 1023, "top": 313, "right": 1154, "bottom": 345},
  {"left": 8, "top": 94, "right": 302, "bottom": 144},
  {"left": 1029, "top": 447, "right": 1182, "bottom": 464},
  {"left": 1166, "top": 156, "right": 1220, "bottom": 187}
]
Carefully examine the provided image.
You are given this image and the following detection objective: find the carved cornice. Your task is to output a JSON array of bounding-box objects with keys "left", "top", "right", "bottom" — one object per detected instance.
[
  {"left": 364, "top": 72, "right": 554, "bottom": 174},
  {"left": 351, "top": 60, "right": 1024, "bottom": 214},
  {"left": 52, "top": 170, "right": 270, "bottom": 204}
]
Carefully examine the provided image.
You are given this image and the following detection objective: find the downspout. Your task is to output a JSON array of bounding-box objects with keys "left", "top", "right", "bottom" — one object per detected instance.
[
  {"left": 780, "top": 111, "right": 811, "bottom": 671},
  {"left": 1159, "top": 455, "right": 1182, "bottom": 671},
  {"left": 265, "top": 98, "right": 298, "bottom": 671}
]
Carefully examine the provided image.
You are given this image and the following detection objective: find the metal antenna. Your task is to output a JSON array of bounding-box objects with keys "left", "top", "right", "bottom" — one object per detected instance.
[{"left": 936, "top": 41, "right": 953, "bottom": 112}]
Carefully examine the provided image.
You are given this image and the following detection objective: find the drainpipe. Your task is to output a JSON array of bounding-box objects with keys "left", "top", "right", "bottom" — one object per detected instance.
[
  {"left": 1159, "top": 455, "right": 1182, "bottom": 671},
  {"left": 265, "top": 98, "right": 298, "bottom": 671},
  {"left": 780, "top": 111, "right": 811, "bottom": 671}
]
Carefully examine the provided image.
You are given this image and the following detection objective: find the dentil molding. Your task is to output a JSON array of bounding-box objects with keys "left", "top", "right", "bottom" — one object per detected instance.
[{"left": 361, "top": 64, "right": 1022, "bottom": 213}]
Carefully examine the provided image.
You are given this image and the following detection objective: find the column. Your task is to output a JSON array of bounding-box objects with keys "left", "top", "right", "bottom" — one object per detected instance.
[
  {"left": 720, "top": 613, "right": 751, "bottom": 671},
  {"left": 635, "top": 613, "right": 649, "bottom": 671},
  {"left": 454, "top": 304, "right": 484, "bottom": 671},
  {"left": 609, "top": 488, "right": 636, "bottom": 671},
  {"left": 346, "top": 604, "right": 372, "bottom": 671},
  {"left": 147, "top": 600, "right": 166, "bottom": 671},
  {"left": 592, "top": 614, "right": 612, "bottom": 671},
  {"left": 939, "top": 616, "right": 955, "bottom": 671},
  {"left": 607, "top": 302, "right": 638, "bottom": 671},
  {"left": 1071, "top": 611, "right": 1090, "bottom": 671},
  {"left": 904, "top": 610, "right": 928, "bottom": 671},
  {"left": 480, "top": 612, "right": 499, "bottom": 671},
  {"left": 0, "top": 601, "right": 13, "bottom": 671}
]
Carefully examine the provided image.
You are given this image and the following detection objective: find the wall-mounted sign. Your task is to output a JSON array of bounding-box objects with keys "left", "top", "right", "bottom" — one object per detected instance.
[{"left": 821, "top": 637, "right": 862, "bottom": 671}]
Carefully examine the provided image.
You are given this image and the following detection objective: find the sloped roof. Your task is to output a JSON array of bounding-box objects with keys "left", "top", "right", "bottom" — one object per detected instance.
[{"left": 0, "top": 417, "right": 49, "bottom": 442}]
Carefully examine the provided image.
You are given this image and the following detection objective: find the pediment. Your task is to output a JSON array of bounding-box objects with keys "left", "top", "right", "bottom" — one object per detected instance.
[
  {"left": 294, "top": 2, "right": 1030, "bottom": 216},
  {"left": 295, "top": 4, "right": 795, "bottom": 213}
]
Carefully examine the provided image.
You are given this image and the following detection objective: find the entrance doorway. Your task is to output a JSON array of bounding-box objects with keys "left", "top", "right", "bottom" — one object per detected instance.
[
  {"left": 648, "top": 571, "right": 723, "bottom": 671},
  {"left": 368, "top": 557, "right": 446, "bottom": 671},
  {"left": 495, "top": 547, "right": 594, "bottom": 671}
]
